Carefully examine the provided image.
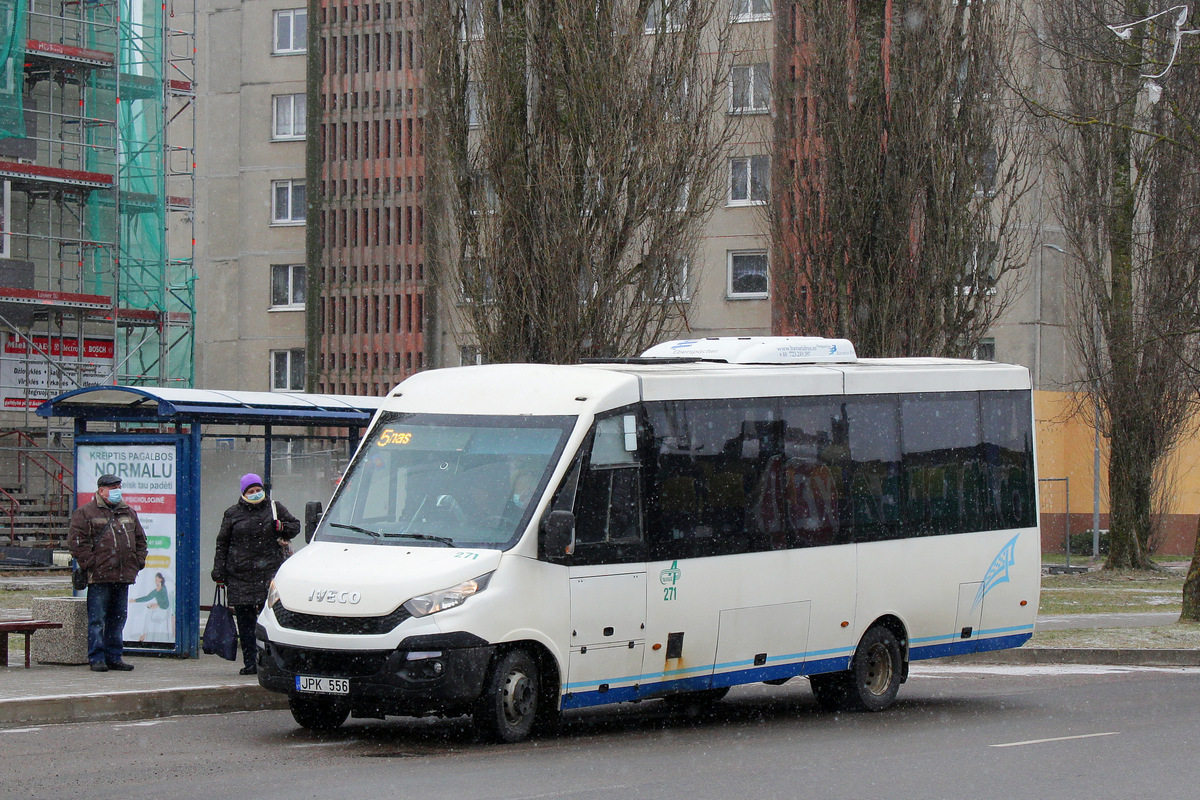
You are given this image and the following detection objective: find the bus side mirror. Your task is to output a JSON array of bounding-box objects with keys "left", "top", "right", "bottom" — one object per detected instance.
[
  {"left": 539, "top": 510, "right": 575, "bottom": 560},
  {"left": 305, "top": 501, "right": 323, "bottom": 543}
]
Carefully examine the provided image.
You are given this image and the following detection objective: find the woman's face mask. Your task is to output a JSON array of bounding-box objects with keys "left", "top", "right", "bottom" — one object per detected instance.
[{"left": 244, "top": 489, "right": 266, "bottom": 504}]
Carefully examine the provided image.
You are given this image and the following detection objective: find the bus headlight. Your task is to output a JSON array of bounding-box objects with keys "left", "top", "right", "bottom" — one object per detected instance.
[{"left": 402, "top": 572, "right": 493, "bottom": 618}]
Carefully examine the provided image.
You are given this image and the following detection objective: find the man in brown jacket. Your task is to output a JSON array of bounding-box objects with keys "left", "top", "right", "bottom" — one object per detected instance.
[{"left": 68, "top": 474, "right": 148, "bottom": 672}]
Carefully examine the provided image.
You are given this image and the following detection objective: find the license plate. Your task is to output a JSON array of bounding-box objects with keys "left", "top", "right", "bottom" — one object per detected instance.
[{"left": 295, "top": 675, "right": 349, "bottom": 695}]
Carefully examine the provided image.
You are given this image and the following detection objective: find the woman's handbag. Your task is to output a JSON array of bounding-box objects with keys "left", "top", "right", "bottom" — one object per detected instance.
[
  {"left": 202, "top": 585, "right": 238, "bottom": 661},
  {"left": 273, "top": 500, "right": 294, "bottom": 559}
]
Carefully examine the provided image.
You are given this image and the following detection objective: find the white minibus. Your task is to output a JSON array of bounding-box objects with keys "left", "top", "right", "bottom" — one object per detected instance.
[{"left": 257, "top": 337, "right": 1040, "bottom": 741}]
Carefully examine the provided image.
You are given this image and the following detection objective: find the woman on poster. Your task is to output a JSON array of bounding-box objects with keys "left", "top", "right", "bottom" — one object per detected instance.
[{"left": 134, "top": 572, "right": 172, "bottom": 643}]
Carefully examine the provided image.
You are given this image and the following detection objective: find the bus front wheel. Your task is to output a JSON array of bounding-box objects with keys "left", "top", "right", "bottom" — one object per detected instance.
[
  {"left": 473, "top": 649, "right": 540, "bottom": 743},
  {"left": 289, "top": 694, "right": 350, "bottom": 731},
  {"left": 809, "top": 626, "right": 902, "bottom": 713}
]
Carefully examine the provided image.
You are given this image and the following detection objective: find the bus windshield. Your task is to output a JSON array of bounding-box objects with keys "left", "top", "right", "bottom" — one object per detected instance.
[{"left": 315, "top": 412, "right": 576, "bottom": 549}]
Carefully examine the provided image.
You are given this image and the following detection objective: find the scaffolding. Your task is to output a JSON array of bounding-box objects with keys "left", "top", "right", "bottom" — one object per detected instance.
[{"left": 0, "top": 0, "right": 195, "bottom": 540}]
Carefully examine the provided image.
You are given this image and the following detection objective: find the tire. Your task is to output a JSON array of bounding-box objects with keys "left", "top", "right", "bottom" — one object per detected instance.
[
  {"left": 473, "top": 649, "right": 540, "bottom": 743},
  {"left": 289, "top": 694, "right": 350, "bottom": 731},
  {"left": 808, "top": 670, "right": 852, "bottom": 712},
  {"left": 809, "top": 626, "right": 903, "bottom": 713},
  {"left": 661, "top": 686, "right": 730, "bottom": 707}
]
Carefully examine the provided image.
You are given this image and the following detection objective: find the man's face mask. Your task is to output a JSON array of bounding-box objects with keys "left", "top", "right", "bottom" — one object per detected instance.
[{"left": 106, "top": 488, "right": 123, "bottom": 504}]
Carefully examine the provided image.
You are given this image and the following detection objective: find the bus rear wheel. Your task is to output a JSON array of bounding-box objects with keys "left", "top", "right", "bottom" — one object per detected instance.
[
  {"left": 473, "top": 649, "right": 540, "bottom": 743},
  {"left": 289, "top": 694, "right": 350, "bottom": 731},
  {"left": 809, "top": 626, "right": 902, "bottom": 713}
]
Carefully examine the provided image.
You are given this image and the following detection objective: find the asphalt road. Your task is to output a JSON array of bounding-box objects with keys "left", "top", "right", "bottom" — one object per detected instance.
[{"left": 3, "top": 663, "right": 1199, "bottom": 800}]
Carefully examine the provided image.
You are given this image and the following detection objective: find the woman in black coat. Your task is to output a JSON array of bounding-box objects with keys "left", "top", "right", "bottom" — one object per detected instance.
[{"left": 211, "top": 473, "right": 300, "bottom": 674}]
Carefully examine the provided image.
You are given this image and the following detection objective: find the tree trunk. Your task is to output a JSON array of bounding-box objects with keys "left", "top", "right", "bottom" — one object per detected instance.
[
  {"left": 1181, "top": 516, "right": 1200, "bottom": 621},
  {"left": 1105, "top": 417, "right": 1154, "bottom": 570}
]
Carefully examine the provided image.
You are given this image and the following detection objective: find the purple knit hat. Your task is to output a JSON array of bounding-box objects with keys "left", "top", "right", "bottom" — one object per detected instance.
[{"left": 240, "top": 473, "right": 264, "bottom": 494}]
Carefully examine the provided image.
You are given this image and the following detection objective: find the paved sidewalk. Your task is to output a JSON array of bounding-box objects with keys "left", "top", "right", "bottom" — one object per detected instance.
[{"left": 0, "top": 652, "right": 287, "bottom": 728}]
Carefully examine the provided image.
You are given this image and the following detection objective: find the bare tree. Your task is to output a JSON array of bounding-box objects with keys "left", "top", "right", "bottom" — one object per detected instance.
[
  {"left": 425, "top": 0, "right": 747, "bottom": 364},
  {"left": 1035, "top": 1, "right": 1200, "bottom": 572},
  {"left": 771, "top": 0, "right": 1035, "bottom": 358}
]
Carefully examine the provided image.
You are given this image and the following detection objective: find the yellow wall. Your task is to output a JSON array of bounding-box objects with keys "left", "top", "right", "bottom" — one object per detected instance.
[
  {"left": 1035, "top": 390, "right": 1200, "bottom": 554},
  {"left": 1034, "top": 391, "right": 1104, "bottom": 517},
  {"left": 1037, "top": 390, "right": 1200, "bottom": 515}
]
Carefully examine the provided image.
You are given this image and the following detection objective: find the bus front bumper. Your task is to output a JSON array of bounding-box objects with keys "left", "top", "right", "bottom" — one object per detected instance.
[{"left": 255, "top": 628, "right": 495, "bottom": 718}]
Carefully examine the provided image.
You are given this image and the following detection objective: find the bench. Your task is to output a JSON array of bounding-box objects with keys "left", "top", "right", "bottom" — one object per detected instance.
[{"left": 0, "top": 620, "right": 64, "bottom": 668}]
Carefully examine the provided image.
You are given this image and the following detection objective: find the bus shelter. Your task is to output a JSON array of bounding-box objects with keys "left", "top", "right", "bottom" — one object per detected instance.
[{"left": 37, "top": 387, "right": 385, "bottom": 657}]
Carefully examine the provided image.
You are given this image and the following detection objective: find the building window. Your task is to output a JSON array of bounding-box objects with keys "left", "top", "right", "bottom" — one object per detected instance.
[
  {"left": 960, "top": 240, "right": 1000, "bottom": 295},
  {"left": 460, "top": 345, "right": 488, "bottom": 366},
  {"left": 271, "top": 349, "right": 306, "bottom": 392},
  {"left": 273, "top": 93, "right": 306, "bottom": 139},
  {"left": 729, "top": 155, "right": 769, "bottom": 205},
  {"left": 730, "top": 63, "right": 771, "bottom": 114},
  {"left": 271, "top": 264, "right": 306, "bottom": 309},
  {"left": 731, "top": 0, "right": 772, "bottom": 22},
  {"left": 461, "top": 258, "right": 495, "bottom": 304},
  {"left": 272, "top": 180, "right": 306, "bottom": 224},
  {"left": 274, "top": 9, "right": 308, "bottom": 54},
  {"left": 728, "top": 250, "right": 768, "bottom": 298},
  {"left": 466, "top": 81, "right": 484, "bottom": 128},
  {"left": 973, "top": 338, "right": 996, "bottom": 361},
  {"left": 645, "top": 0, "right": 690, "bottom": 33},
  {"left": 645, "top": 256, "right": 689, "bottom": 302}
]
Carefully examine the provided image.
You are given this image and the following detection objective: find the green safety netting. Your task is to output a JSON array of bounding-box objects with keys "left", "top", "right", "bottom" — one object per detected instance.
[
  {"left": 0, "top": 0, "right": 27, "bottom": 140},
  {"left": 83, "top": 0, "right": 194, "bottom": 386}
]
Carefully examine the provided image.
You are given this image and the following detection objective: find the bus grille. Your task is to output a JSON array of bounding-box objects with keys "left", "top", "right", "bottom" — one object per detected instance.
[
  {"left": 272, "top": 602, "right": 411, "bottom": 636},
  {"left": 270, "top": 643, "right": 389, "bottom": 677}
]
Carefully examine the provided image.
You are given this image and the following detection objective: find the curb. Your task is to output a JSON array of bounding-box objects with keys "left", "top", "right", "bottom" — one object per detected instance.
[
  {"left": 939, "top": 648, "right": 1200, "bottom": 667},
  {"left": 0, "top": 684, "right": 288, "bottom": 729}
]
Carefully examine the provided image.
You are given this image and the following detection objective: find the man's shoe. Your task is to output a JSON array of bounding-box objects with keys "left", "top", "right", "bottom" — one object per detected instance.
[
  {"left": 89, "top": 662, "right": 109, "bottom": 672},
  {"left": 239, "top": 665, "right": 257, "bottom": 675},
  {"left": 106, "top": 661, "right": 135, "bottom": 671}
]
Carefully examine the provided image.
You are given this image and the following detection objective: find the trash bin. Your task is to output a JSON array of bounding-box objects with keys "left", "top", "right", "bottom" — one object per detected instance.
[{"left": 30, "top": 597, "right": 89, "bottom": 665}]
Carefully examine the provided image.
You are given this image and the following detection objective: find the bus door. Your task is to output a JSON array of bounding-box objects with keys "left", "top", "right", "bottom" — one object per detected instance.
[
  {"left": 568, "top": 567, "right": 646, "bottom": 699},
  {"left": 563, "top": 413, "right": 648, "bottom": 702}
]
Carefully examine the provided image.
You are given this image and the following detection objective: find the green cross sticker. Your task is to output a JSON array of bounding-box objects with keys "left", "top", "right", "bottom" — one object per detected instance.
[{"left": 659, "top": 561, "right": 680, "bottom": 601}]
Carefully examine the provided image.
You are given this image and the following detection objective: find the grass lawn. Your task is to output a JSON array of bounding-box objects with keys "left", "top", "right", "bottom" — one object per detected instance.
[
  {"left": 1039, "top": 566, "right": 1185, "bottom": 615},
  {"left": 0, "top": 584, "right": 71, "bottom": 613},
  {"left": 1031, "top": 623, "right": 1200, "bottom": 649}
]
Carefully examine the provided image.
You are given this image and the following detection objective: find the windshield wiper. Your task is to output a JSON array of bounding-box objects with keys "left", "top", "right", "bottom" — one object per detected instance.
[
  {"left": 380, "top": 531, "right": 457, "bottom": 547},
  {"left": 331, "top": 522, "right": 455, "bottom": 547},
  {"left": 330, "top": 522, "right": 382, "bottom": 538}
]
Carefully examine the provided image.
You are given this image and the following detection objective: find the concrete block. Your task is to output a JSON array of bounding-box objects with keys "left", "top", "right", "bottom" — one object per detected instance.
[{"left": 30, "top": 597, "right": 89, "bottom": 665}]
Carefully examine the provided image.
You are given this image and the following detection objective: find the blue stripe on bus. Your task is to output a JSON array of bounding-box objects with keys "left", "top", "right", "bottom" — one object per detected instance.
[
  {"left": 562, "top": 652, "right": 827, "bottom": 691},
  {"left": 909, "top": 630, "right": 1033, "bottom": 661},
  {"left": 910, "top": 623, "right": 1034, "bottom": 646},
  {"left": 559, "top": 627, "right": 1034, "bottom": 709}
]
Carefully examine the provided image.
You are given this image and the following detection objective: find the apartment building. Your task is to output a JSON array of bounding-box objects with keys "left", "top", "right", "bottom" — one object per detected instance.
[
  {"left": 193, "top": 0, "right": 310, "bottom": 393},
  {"left": 311, "top": 0, "right": 428, "bottom": 395}
]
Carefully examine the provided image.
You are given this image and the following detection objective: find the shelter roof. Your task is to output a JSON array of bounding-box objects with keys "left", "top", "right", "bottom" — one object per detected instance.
[{"left": 36, "top": 386, "right": 385, "bottom": 426}]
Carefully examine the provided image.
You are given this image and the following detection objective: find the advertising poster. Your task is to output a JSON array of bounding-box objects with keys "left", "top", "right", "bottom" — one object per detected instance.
[
  {"left": 0, "top": 334, "right": 114, "bottom": 409},
  {"left": 76, "top": 444, "right": 178, "bottom": 647}
]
